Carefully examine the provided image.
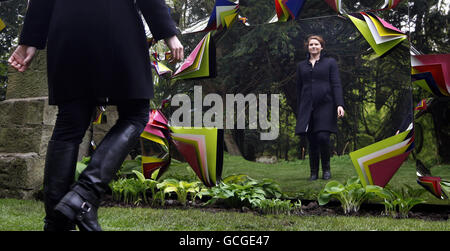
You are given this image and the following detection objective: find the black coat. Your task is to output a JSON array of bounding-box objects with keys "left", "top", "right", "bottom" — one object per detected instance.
[
  {"left": 19, "top": 0, "right": 178, "bottom": 105},
  {"left": 295, "top": 56, "right": 344, "bottom": 135}
]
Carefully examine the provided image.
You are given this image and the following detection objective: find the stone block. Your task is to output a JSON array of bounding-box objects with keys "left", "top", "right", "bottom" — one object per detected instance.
[
  {"left": 0, "top": 153, "right": 44, "bottom": 199},
  {"left": 0, "top": 97, "right": 57, "bottom": 126},
  {"left": 5, "top": 50, "right": 48, "bottom": 100},
  {"left": 0, "top": 97, "right": 56, "bottom": 155}
]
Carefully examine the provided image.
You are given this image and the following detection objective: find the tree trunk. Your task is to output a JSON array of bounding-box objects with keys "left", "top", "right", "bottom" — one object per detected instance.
[{"left": 224, "top": 130, "right": 242, "bottom": 156}]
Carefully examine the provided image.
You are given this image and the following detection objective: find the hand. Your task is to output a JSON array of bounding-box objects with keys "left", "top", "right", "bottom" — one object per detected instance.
[
  {"left": 164, "top": 35, "right": 184, "bottom": 63},
  {"left": 337, "top": 106, "right": 345, "bottom": 118},
  {"left": 8, "top": 45, "right": 37, "bottom": 72}
]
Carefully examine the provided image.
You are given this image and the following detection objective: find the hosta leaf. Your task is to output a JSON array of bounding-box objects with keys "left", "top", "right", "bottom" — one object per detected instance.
[
  {"left": 253, "top": 188, "right": 266, "bottom": 195},
  {"left": 186, "top": 187, "right": 197, "bottom": 194},
  {"left": 164, "top": 178, "right": 179, "bottom": 185},
  {"left": 345, "top": 183, "right": 362, "bottom": 192},
  {"left": 132, "top": 170, "right": 146, "bottom": 183},
  {"left": 318, "top": 192, "right": 332, "bottom": 206},
  {"left": 179, "top": 181, "right": 189, "bottom": 189},
  {"left": 407, "top": 198, "right": 425, "bottom": 207},
  {"left": 81, "top": 156, "right": 91, "bottom": 164},
  {"left": 346, "top": 177, "right": 360, "bottom": 186},
  {"left": 222, "top": 189, "right": 235, "bottom": 198},
  {"left": 365, "top": 185, "right": 384, "bottom": 194},
  {"left": 150, "top": 169, "right": 160, "bottom": 180},
  {"left": 75, "top": 162, "right": 87, "bottom": 181},
  {"left": 223, "top": 174, "right": 250, "bottom": 184},
  {"left": 164, "top": 186, "right": 178, "bottom": 194},
  {"left": 254, "top": 194, "right": 266, "bottom": 200},
  {"left": 353, "top": 188, "right": 366, "bottom": 199},
  {"left": 121, "top": 160, "right": 142, "bottom": 174},
  {"left": 324, "top": 181, "right": 345, "bottom": 194}
]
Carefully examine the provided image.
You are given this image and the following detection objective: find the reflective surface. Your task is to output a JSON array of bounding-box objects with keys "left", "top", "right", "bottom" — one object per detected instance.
[{"left": 175, "top": 15, "right": 413, "bottom": 156}]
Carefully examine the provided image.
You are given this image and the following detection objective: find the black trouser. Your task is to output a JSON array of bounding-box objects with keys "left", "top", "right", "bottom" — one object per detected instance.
[
  {"left": 43, "top": 98, "right": 149, "bottom": 229},
  {"left": 306, "top": 130, "right": 331, "bottom": 178},
  {"left": 52, "top": 98, "right": 150, "bottom": 195},
  {"left": 51, "top": 99, "right": 149, "bottom": 144},
  {"left": 306, "top": 131, "right": 331, "bottom": 160}
]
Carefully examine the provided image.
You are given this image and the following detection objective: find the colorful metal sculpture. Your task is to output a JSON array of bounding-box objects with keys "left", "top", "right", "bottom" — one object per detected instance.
[
  {"left": 172, "top": 32, "right": 216, "bottom": 80},
  {"left": 274, "top": 0, "right": 306, "bottom": 22},
  {"left": 415, "top": 159, "right": 449, "bottom": 200},
  {"left": 348, "top": 12, "right": 406, "bottom": 58},
  {"left": 411, "top": 54, "right": 450, "bottom": 97},
  {"left": 0, "top": 18, "right": 5, "bottom": 32},
  {"left": 151, "top": 61, "right": 173, "bottom": 76},
  {"left": 140, "top": 108, "right": 224, "bottom": 187},
  {"left": 182, "top": 0, "right": 239, "bottom": 34},
  {"left": 417, "top": 176, "right": 449, "bottom": 200},
  {"left": 93, "top": 106, "right": 107, "bottom": 125},
  {"left": 350, "top": 127, "right": 414, "bottom": 187},
  {"left": 414, "top": 99, "right": 428, "bottom": 111}
]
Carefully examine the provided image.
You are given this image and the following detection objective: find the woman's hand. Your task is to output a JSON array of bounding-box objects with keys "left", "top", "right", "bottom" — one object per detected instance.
[
  {"left": 164, "top": 35, "right": 184, "bottom": 63},
  {"left": 337, "top": 106, "right": 345, "bottom": 118},
  {"left": 8, "top": 45, "right": 37, "bottom": 72}
]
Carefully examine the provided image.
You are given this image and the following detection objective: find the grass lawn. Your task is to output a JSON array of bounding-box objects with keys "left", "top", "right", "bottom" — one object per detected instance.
[
  {"left": 161, "top": 153, "right": 450, "bottom": 205},
  {"left": 0, "top": 198, "right": 449, "bottom": 231},
  {"left": 0, "top": 153, "right": 448, "bottom": 231}
]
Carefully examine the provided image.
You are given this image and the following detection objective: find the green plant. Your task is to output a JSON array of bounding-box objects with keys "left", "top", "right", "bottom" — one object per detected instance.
[
  {"left": 76, "top": 154, "right": 142, "bottom": 181},
  {"left": 198, "top": 182, "right": 265, "bottom": 208},
  {"left": 318, "top": 177, "right": 383, "bottom": 214},
  {"left": 154, "top": 188, "right": 166, "bottom": 206},
  {"left": 223, "top": 174, "right": 285, "bottom": 199},
  {"left": 109, "top": 169, "right": 160, "bottom": 205},
  {"left": 222, "top": 174, "right": 251, "bottom": 184},
  {"left": 109, "top": 178, "right": 146, "bottom": 205},
  {"left": 198, "top": 174, "right": 285, "bottom": 209},
  {"left": 375, "top": 184, "right": 426, "bottom": 218},
  {"left": 296, "top": 189, "right": 319, "bottom": 200},
  {"left": 116, "top": 155, "right": 143, "bottom": 178},
  {"left": 132, "top": 170, "right": 160, "bottom": 200},
  {"left": 157, "top": 178, "right": 202, "bottom": 206},
  {"left": 254, "top": 178, "right": 285, "bottom": 199},
  {"left": 75, "top": 156, "right": 91, "bottom": 181},
  {"left": 163, "top": 165, "right": 200, "bottom": 182},
  {"left": 256, "top": 199, "right": 302, "bottom": 215},
  {"left": 442, "top": 180, "right": 450, "bottom": 198}
]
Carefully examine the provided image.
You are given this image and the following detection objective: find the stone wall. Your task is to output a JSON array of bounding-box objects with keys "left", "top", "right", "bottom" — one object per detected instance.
[
  {"left": 5, "top": 50, "right": 49, "bottom": 100},
  {"left": 0, "top": 50, "right": 117, "bottom": 199}
]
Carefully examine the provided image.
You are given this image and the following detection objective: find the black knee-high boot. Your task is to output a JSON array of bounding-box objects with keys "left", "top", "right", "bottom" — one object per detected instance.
[
  {"left": 43, "top": 140, "right": 78, "bottom": 231},
  {"left": 54, "top": 121, "right": 144, "bottom": 231},
  {"left": 308, "top": 147, "right": 320, "bottom": 181},
  {"left": 320, "top": 143, "right": 331, "bottom": 180}
]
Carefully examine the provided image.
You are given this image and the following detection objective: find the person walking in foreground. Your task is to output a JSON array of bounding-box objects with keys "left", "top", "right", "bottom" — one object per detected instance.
[
  {"left": 295, "top": 35, "right": 345, "bottom": 181},
  {"left": 9, "top": 0, "right": 184, "bottom": 231}
]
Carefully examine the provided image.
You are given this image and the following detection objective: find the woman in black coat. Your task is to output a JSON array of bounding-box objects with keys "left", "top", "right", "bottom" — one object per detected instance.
[
  {"left": 295, "top": 35, "right": 344, "bottom": 181},
  {"left": 9, "top": 0, "right": 184, "bottom": 231}
]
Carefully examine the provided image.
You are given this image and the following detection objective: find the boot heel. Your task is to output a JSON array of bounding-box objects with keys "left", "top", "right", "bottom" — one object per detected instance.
[
  {"left": 54, "top": 192, "right": 79, "bottom": 221},
  {"left": 55, "top": 190, "right": 102, "bottom": 231}
]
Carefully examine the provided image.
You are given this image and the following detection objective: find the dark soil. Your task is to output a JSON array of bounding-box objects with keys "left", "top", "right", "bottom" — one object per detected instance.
[
  {"left": 297, "top": 200, "right": 449, "bottom": 221},
  {"left": 100, "top": 195, "right": 450, "bottom": 222}
]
